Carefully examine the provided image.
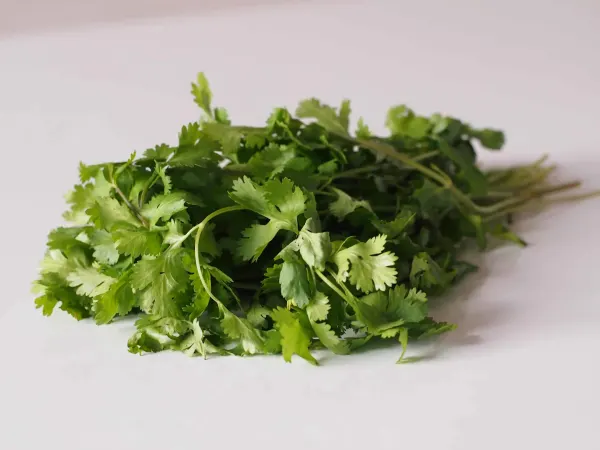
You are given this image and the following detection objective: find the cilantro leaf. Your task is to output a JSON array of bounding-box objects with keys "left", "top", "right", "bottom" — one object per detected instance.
[
  {"left": 95, "top": 271, "right": 136, "bottom": 324},
  {"left": 373, "top": 208, "right": 416, "bottom": 238},
  {"left": 141, "top": 193, "right": 187, "bottom": 227},
  {"left": 296, "top": 219, "right": 331, "bottom": 270},
  {"left": 90, "top": 230, "right": 120, "bottom": 265},
  {"left": 333, "top": 235, "right": 398, "bottom": 292},
  {"left": 306, "top": 291, "right": 330, "bottom": 322},
  {"left": 131, "top": 249, "right": 188, "bottom": 317},
  {"left": 409, "top": 252, "right": 454, "bottom": 292},
  {"left": 112, "top": 222, "right": 162, "bottom": 258},
  {"left": 191, "top": 72, "right": 213, "bottom": 117},
  {"left": 246, "top": 144, "right": 297, "bottom": 179},
  {"left": 329, "top": 188, "right": 372, "bottom": 220},
  {"left": 296, "top": 98, "right": 349, "bottom": 136},
  {"left": 87, "top": 197, "right": 139, "bottom": 230},
  {"left": 354, "top": 285, "right": 428, "bottom": 333},
  {"left": 219, "top": 305, "right": 265, "bottom": 354},
  {"left": 279, "top": 258, "right": 314, "bottom": 308},
  {"left": 231, "top": 177, "right": 306, "bottom": 261},
  {"left": 237, "top": 221, "right": 282, "bottom": 262},
  {"left": 67, "top": 267, "right": 116, "bottom": 297},
  {"left": 271, "top": 307, "right": 317, "bottom": 365}
]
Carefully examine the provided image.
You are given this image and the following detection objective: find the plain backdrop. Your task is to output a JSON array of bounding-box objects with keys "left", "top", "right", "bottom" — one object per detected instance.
[{"left": 1, "top": 1, "right": 599, "bottom": 449}]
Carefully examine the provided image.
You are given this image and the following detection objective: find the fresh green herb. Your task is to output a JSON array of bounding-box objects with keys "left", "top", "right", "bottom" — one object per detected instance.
[{"left": 32, "top": 73, "right": 598, "bottom": 364}]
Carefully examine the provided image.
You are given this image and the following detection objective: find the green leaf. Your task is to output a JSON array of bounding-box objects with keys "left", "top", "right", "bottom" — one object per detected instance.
[
  {"left": 317, "top": 160, "right": 338, "bottom": 175},
  {"left": 143, "top": 144, "right": 174, "bottom": 160},
  {"left": 246, "top": 144, "right": 297, "bottom": 179},
  {"left": 202, "top": 122, "right": 243, "bottom": 156},
  {"left": 355, "top": 285, "right": 428, "bottom": 333},
  {"left": 67, "top": 267, "right": 116, "bottom": 297},
  {"left": 338, "top": 99, "right": 351, "bottom": 131},
  {"left": 35, "top": 294, "right": 58, "bottom": 316},
  {"left": 246, "top": 305, "right": 272, "bottom": 328},
  {"left": 219, "top": 305, "right": 265, "bottom": 354},
  {"left": 95, "top": 271, "right": 136, "bottom": 324},
  {"left": 355, "top": 117, "right": 372, "bottom": 139},
  {"left": 90, "top": 230, "right": 120, "bottom": 265},
  {"left": 112, "top": 222, "right": 162, "bottom": 258},
  {"left": 237, "top": 221, "right": 282, "bottom": 262},
  {"left": 63, "top": 184, "right": 95, "bottom": 224},
  {"left": 333, "top": 235, "right": 398, "bottom": 293},
  {"left": 413, "top": 180, "right": 454, "bottom": 223},
  {"left": 296, "top": 98, "right": 349, "bottom": 136},
  {"left": 34, "top": 282, "right": 91, "bottom": 320},
  {"left": 271, "top": 307, "right": 317, "bottom": 365},
  {"left": 373, "top": 208, "right": 416, "bottom": 238},
  {"left": 191, "top": 72, "right": 213, "bottom": 117},
  {"left": 231, "top": 177, "right": 306, "bottom": 261},
  {"left": 296, "top": 218, "right": 331, "bottom": 270},
  {"left": 310, "top": 321, "right": 350, "bottom": 355},
  {"left": 279, "top": 259, "right": 314, "bottom": 308},
  {"left": 154, "top": 164, "right": 172, "bottom": 195},
  {"left": 306, "top": 291, "right": 330, "bottom": 322},
  {"left": 471, "top": 128, "right": 505, "bottom": 150},
  {"left": 163, "top": 220, "right": 186, "bottom": 247},
  {"left": 409, "top": 252, "right": 454, "bottom": 292},
  {"left": 131, "top": 249, "right": 188, "bottom": 317},
  {"left": 185, "top": 263, "right": 211, "bottom": 320},
  {"left": 128, "top": 316, "right": 190, "bottom": 354},
  {"left": 329, "top": 188, "right": 372, "bottom": 220},
  {"left": 141, "top": 193, "right": 187, "bottom": 227},
  {"left": 386, "top": 106, "right": 431, "bottom": 139},
  {"left": 170, "top": 137, "right": 218, "bottom": 167},
  {"left": 438, "top": 140, "right": 487, "bottom": 195},
  {"left": 87, "top": 197, "right": 139, "bottom": 230}
]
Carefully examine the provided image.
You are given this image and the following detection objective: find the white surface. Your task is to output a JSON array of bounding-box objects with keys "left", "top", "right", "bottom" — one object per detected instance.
[{"left": 1, "top": 1, "right": 599, "bottom": 449}]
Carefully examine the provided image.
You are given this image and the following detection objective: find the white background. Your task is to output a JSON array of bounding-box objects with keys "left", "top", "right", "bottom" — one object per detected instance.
[{"left": 1, "top": 1, "right": 599, "bottom": 449}]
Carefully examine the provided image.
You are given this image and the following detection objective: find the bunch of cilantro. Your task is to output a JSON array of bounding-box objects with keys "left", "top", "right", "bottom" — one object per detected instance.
[{"left": 32, "top": 73, "right": 593, "bottom": 364}]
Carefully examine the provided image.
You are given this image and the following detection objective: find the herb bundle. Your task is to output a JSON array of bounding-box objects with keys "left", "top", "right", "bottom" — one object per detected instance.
[{"left": 32, "top": 73, "right": 595, "bottom": 364}]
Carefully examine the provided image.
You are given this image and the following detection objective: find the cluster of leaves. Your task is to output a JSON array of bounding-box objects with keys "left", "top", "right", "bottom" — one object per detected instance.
[{"left": 32, "top": 73, "right": 590, "bottom": 364}]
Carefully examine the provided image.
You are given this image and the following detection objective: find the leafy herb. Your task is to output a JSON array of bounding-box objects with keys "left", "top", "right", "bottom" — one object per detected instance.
[{"left": 33, "top": 73, "right": 598, "bottom": 364}]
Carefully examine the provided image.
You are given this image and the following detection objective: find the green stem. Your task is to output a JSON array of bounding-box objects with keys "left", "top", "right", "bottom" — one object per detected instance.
[
  {"left": 315, "top": 270, "right": 349, "bottom": 303},
  {"left": 349, "top": 135, "right": 579, "bottom": 216},
  {"left": 326, "top": 268, "right": 356, "bottom": 300},
  {"left": 485, "top": 154, "right": 549, "bottom": 184},
  {"left": 482, "top": 181, "right": 581, "bottom": 214},
  {"left": 223, "top": 163, "right": 249, "bottom": 173},
  {"left": 278, "top": 121, "right": 312, "bottom": 150},
  {"left": 328, "top": 165, "right": 380, "bottom": 180},
  {"left": 193, "top": 206, "right": 246, "bottom": 305},
  {"left": 139, "top": 172, "right": 160, "bottom": 207},
  {"left": 108, "top": 176, "right": 149, "bottom": 228},
  {"left": 483, "top": 182, "right": 593, "bottom": 222}
]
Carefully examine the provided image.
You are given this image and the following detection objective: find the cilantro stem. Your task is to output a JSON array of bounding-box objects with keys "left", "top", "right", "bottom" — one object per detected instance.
[
  {"left": 482, "top": 181, "right": 581, "bottom": 214},
  {"left": 315, "top": 269, "right": 357, "bottom": 310},
  {"left": 277, "top": 121, "right": 311, "bottom": 150},
  {"left": 482, "top": 182, "right": 597, "bottom": 222},
  {"left": 110, "top": 180, "right": 150, "bottom": 228},
  {"left": 139, "top": 172, "right": 160, "bottom": 207},
  {"left": 327, "top": 165, "right": 380, "bottom": 180},
  {"left": 193, "top": 206, "right": 245, "bottom": 305}
]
